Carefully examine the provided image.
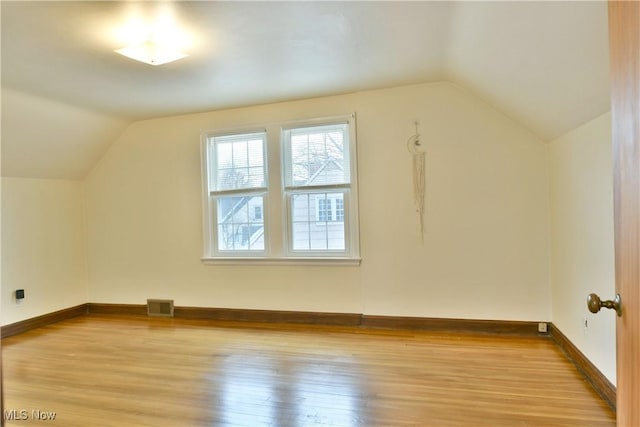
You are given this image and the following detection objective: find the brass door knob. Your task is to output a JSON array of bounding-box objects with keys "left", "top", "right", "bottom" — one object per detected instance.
[{"left": 587, "top": 293, "right": 622, "bottom": 317}]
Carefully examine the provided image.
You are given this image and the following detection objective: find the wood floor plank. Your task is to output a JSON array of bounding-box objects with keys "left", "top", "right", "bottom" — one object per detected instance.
[{"left": 2, "top": 315, "right": 614, "bottom": 426}]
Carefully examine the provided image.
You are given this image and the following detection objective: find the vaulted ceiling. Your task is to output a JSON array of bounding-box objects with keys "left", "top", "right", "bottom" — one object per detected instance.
[{"left": 1, "top": 1, "right": 610, "bottom": 179}]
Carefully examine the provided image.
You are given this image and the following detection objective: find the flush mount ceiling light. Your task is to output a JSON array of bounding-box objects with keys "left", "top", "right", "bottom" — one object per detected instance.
[
  {"left": 115, "top": 40, "right": 187, "bottom": 66},
  {"left": 113, "top": 7, "right": 190, "bottom": 66}
]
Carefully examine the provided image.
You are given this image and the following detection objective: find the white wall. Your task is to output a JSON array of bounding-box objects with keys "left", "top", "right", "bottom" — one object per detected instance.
[
  {"left": 357, "top": 84, "right": 550, "bottom": 319},
  {"left": 549, "top": 113, "right": 616, "bottom": 384},
  {"left": 1, "top": 178, "right": 87, "bottom": 325},
  {"left": 84, "top": 82, "right": 551, "bottom": 321}
]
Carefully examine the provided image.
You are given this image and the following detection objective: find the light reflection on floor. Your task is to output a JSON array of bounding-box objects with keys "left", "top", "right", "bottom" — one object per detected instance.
[
  {"left": 217, "top": 353, "right": 360, "bottom": 427},
  {"left": 295, "top": 364, "right": 358, "bottom": 426}
]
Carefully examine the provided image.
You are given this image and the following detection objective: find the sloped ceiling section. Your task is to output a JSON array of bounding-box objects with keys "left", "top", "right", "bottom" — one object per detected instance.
[
  {"left": 1, "top": 1, "right": 610, "bottom": 179},
  {"left": 445, "top": 1, "right": 610, "bottom": 141},
  {"left": 1, "top": 88, "right": 130, "bottom": 179}
]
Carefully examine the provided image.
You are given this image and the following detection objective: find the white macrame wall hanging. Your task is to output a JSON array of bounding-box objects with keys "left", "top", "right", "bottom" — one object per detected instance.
[{"left": 407, "top": 121, "right": 426, "bottom": 242}]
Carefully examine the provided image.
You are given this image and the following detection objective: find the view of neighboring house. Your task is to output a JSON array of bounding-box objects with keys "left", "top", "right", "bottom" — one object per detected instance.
[
  {"left": 217, "top": 195, "right": 266, "bottom": 251},
  {"left": 290, "top": 161, "right": 346, "bottom": 251},
  {"left": 212, "top": 124, "right": 350, "bottom": 253}
]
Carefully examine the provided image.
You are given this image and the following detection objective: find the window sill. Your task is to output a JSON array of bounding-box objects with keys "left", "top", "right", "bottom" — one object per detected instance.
[{"left": 201, "top": 257, "right": 361, "bottom": 266}]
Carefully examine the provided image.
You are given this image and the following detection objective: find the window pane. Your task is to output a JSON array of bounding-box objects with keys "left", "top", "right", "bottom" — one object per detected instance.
[
  {"left": 232, "top": 141, "right": 248, "bottom": 168},
  {"left": 248, "top": 139, "right": 264, "bottom": 167},
  {"left": 285, "top": 124, "right": 349, "bottom": 187},
  {"left": 292, "top": 194, "right": 311, "bottom": 222},
  {"left": 217, "top": 196, "right": 264, "bottom": 251},
  {"left": 213, "top": 133, "right": 265, "bottom": 191},
  {"left": 310, "top": 227, "right": 328, "bottom": 250},
  {"left": 292, "top": 222, "right": 310, "bottom": 250},
  {"left": 327, "top": 223, "right": 345, "bottom": 250},
  {"left": 217, "top": 143, "right": 232, "bottom": 168},
  {"left": 291, "top": 192, "right": 345, "bottom": 251}
]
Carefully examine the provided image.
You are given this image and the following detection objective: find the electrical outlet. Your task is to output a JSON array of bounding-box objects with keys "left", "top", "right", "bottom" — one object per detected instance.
[
  {"left": 15, "top": 289, "right": 25, "bottom": 304},
  {"left": 537, "top": 322, "right": 547, "bottom": 333}
]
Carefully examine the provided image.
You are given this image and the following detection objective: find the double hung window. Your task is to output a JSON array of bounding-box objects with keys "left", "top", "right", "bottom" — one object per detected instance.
[
  {"left": 283, "top": 124, "right": 352, "bottom": 253},
  {"left": 202, "top": 115, "right": 359, "bottom": 263},
  {"left": 206, "top": 132, "right": 267, "bottom": 254}
]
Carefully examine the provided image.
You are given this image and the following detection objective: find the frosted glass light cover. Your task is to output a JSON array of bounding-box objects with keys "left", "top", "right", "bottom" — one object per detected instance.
[{"left": 115, "top": 41, "right": 187, "bottom": 66}]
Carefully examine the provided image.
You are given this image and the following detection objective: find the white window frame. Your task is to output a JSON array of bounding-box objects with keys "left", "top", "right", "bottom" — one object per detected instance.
[
  {"left": 202, "top": 129, "right": 269, "bottom": 258},
  {"left": 201, "top": 114, "right": 360, "bottom": 265}
]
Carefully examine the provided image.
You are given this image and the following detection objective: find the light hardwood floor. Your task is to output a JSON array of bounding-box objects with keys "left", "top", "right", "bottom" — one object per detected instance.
[{"left": 2, "top": 315, "right": 615, "bottom": 426}]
